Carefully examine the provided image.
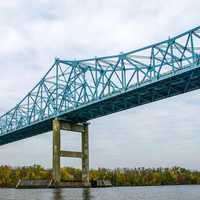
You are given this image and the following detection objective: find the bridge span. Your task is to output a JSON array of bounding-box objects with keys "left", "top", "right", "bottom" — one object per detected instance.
[{"left": 0, "top": 26, "right": 200, "bottom": 186}]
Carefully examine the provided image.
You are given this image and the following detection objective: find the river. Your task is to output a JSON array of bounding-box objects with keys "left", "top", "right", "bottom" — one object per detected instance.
[{"left": 0, "top": 185, "right": 200, "bottom": 200}]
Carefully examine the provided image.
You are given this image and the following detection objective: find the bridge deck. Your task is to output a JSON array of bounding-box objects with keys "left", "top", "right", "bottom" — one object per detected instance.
[
  {"left": 1, "top": 65, "right": 200, "bottom": 145},
  {"left": 1, "top": 26, "right": 200, "bottom": 145}
]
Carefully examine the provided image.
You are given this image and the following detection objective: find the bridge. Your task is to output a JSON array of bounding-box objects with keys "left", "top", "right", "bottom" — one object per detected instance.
[{"left": 0, "top": 26, "right": 200, "bottom": 186}]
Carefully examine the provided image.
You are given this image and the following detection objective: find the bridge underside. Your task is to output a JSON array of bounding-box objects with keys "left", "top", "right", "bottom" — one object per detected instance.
[{"left": 1, "top": 67, "right": 200, "bottom": 145}]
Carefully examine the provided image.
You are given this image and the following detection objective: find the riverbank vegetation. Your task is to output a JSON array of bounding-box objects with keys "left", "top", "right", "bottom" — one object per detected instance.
[{"left": 0, "top": 165, "right": 200, "bottom": 187}]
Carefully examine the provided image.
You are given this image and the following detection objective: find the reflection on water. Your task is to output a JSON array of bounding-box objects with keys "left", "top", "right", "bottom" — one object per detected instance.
[
  {"left": 82, "top": 188, "right": 91, "bottom": 200},
  {"left": 53, "top": 189, "right": 64, "bottom": 200},
  {"left": 52, "top": 188, "right": 91, "bottom": 200},
  {"left": 1, "top": 185, "right": 200, "bottom": 200}
]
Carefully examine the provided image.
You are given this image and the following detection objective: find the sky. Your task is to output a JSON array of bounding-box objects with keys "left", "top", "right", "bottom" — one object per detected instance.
[{"left": 0, "top": 0, "right": 200, "bottom": 170}]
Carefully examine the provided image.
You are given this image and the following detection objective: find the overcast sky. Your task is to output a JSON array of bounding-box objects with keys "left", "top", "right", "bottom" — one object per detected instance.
[{"left": 0, "top": 0, "right": 200, "bottom": 170}]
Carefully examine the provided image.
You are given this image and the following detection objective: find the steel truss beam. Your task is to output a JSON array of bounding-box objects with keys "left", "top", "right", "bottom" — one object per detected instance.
[{"left": 0, "top": 26, "right": 200, "bottom": 144}]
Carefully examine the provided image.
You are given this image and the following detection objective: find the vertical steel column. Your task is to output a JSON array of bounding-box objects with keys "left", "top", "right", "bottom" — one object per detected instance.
[
  {"left": 82, "top": 123, "right": 89, "bottom": 186},
  {"left": 53, "top": 118, "right": 61, "bottom": 184}
]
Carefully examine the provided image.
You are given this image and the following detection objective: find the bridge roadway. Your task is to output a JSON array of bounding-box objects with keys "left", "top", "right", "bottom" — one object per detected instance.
[
  {"left": 1, "top": 64, "right": 200, "bottom": 145},
  {"left": 0, "top": 26, "right": 200, "bottom": 145}
]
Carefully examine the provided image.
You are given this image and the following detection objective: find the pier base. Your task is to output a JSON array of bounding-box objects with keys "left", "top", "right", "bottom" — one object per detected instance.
[{"left": 52, "top": 118, "right": 90, "bottom": 187}]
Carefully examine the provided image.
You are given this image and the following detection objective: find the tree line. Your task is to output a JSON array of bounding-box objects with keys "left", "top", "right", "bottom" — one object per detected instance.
[{"left": 0, "top": 165, "right": 200, "bottom": 187}]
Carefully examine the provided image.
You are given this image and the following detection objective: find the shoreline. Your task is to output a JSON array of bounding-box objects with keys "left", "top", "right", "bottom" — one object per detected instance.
[{"left": 1, "top": 184, "right": 200, "bottom": 189}]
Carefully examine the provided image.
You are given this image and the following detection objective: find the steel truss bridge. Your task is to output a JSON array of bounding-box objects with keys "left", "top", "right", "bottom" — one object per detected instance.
[{"left": 0, "top": 26, "right": 200, "bottom": 145}]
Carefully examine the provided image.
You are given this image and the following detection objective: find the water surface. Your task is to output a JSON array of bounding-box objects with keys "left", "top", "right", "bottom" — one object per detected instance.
[{"left": 0, "top": 185, "right": 200, "bottom": 200}]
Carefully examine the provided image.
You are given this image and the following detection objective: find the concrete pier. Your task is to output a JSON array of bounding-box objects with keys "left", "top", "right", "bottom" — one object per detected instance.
[
  {"left": 53, "top": 119, "right": 61, "bottom": 184},
  {"left": 82, "top": 123, "right": 89, "bottom": 186},
  {"left": 52, "top": 118, "right": 90, "bottom": 187}
]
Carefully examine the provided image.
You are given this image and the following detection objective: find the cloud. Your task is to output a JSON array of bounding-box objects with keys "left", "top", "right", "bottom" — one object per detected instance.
[{"left": 0, "top": 0, "right": 200, "bottom": 169}]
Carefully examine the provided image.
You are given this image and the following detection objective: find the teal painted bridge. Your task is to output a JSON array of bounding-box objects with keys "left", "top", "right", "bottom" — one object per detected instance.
[{"left": 0, "top": 26, "right": 200, "bottom": 145}]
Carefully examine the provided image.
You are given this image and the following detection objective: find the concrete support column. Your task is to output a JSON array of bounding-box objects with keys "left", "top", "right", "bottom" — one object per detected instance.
[
  {"left": 82, "top": 123, "right": 89, "bottom": 186},
  {"left": 52, "top": 119, "right": 90, "bottom": 187},
  {"left": 53, "top": 118, "right": 61, "bottom": 184}
]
